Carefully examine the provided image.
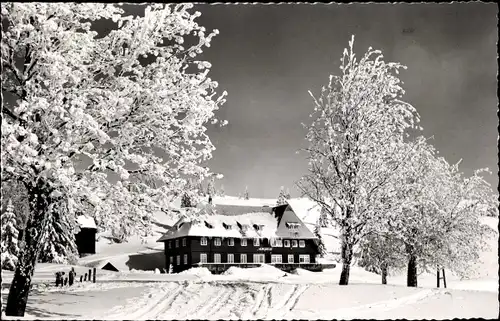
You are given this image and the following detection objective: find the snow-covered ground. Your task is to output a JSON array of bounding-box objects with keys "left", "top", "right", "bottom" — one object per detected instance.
[
  {"left": 1, "top": 198, "right": 497, "bottom": 320},
  {"left": 2, "top": 263, "right": 498, "bottom": 319}
]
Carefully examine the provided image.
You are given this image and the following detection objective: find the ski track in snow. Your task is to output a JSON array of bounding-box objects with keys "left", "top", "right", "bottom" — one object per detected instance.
[
  {"left": 290, "top": 288, "right": 438, "bottom": 319},
  {"left": 202, "top": 284, "right": 238, "bottom": 319},
  {"left": 139, "top": 284, "right": 187, "bottom": 319},
  {"left": 100, "top": 281, "right": 465, "bottom": 320}
]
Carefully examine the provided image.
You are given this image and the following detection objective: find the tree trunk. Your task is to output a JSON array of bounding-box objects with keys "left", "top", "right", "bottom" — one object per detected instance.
[
  {"left": 5, "top": 181, "right": 53, "bottom": 317},
  {"left": 407, "top": 254, "right": 418, "bottom": 287},
  {"left": 339, "top": 241, "right": 353, "bottom": 285},
  {"left": 381, "top": 262, "right": 388, "bottom": 285}
]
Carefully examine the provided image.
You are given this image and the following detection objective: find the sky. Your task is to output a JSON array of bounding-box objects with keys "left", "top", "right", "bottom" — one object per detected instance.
[
  {"left": 9, "top": 3, "right": 493, "bottom": 200},
  {"left": 176, "top": 3, "right": 498, "bottom": 198}
]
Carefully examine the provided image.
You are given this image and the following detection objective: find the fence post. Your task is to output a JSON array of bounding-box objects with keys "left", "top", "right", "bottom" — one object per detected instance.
[
  {"left": 437, "top": 269, "right": 440, "bottom": 288},
  {"left": 442, "top": 269, "right": 447, "bottom": 288},
  {"left": 88, "top": 269, "right": 92, "bottom": 282},
  {"left": 80, "top": 275, "right": 83, "bottom": 282},
  {"left": 84, "top": 273, "right": 87, "bottom": 281},
  {"left": 93, "top": 268, "right": 96, "bottom": 283}
]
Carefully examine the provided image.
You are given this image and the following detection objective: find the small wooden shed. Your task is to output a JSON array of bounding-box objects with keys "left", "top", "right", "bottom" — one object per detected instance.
[{"left": 75, "top": 215, "right": 97, "bottom": 257}]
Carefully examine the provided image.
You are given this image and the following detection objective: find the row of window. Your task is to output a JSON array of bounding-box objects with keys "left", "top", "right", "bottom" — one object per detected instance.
[
  {"left": 169, "top": 254, "right": 311, "bottom": 265},
  {"left": 168, "top": 238, "right": 306, "bottom": 249}
]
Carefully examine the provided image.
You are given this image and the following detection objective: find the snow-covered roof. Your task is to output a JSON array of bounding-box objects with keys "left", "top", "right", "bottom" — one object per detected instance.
[
  {"left": 77, "top": 215, "right": 97, "bottom": 229},
  {"left": 211, "top": 196, "right": 276, "bottom": 207},
  {"left": 158, "top": 212, "right": 280, "bottom": 241},
  {"left": 286, "top": 198, "right": 323, "bottom": 225},
  {"left": 157, "top": 205, "right": 319, "bottom": 242},
  {"left": 286, "top": 197, "right": 341, "bottom": 225}
]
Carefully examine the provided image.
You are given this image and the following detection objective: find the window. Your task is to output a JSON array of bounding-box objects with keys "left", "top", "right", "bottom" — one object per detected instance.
[
  {"left": 271, "top": 238, "right": 282, "bottom": 247},
  {"left": 228, "top": 238, "right": 234, "bottom": 246},
  {"left": 292, "top": 240, "right": 298, "bottom": 248},
  {"left": 182, "top": 238, "right": 187, "bottom": 247},
  {"left": 175, "top": 239, "right": 179, "bottom": 248},
  {"left": 285, "top": 222, "right": 300, "bottom": 229},
  {"left": 176, "top": 255, "right": 180, "bottom": 265},
  {"left": 184, "top": 254, "right": 188, "bottom": 265},
  {"left": 299, "top": 240, "right": 305, "bottom": 248},
  {"left": 253, "top": 254, "right": 265, "bottom": 263},
  {"left": 299, "top": 255, "right": 310, "bottom": 263},
  {"left": 204, "top": 221, "right": 214, "bottom": 229},
  {"left": 284, "top": 240, "right": 290, "bottom": 247},
  {"left": 214, "top": 253, "right": 221, "bottom": 263},
  {"left": 223, "top": 223, "right": 232, "bottom": 230},
  {"left": 170, "top": 256, "right": 174, "bottom": 265},
  {"left": 200, "top": 253, "right": 207, "bottom": 264},
  {"left": 214, "top": 238, "right": 221, "bottom": 246},
  {"left": 201, "top": 237, "right": 208, "bottom": 246},
  {"left": 271, "top": 254, "right": 282, "bottom": 264},
  {"left": 241, "top": 238, "right": 247, "bottom": 246},
  {"left": 227, "top": 254, "right": 234, "bottom": 263},
  {"left": 168, "top": 241, "right": 172, "bottom": 249},
  {"left": 288, "top": 254, "right": 294, "bottom": 263},
  {"left": 240, "top": 253, "right": 247, "bottom": 263},
  {"left": 253, "top": 238, "right": 260, "bottom": 246}
]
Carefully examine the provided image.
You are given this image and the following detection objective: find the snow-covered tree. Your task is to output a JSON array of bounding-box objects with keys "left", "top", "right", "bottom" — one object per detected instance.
[
  {"left": 358, "top": 233, "right": 406, "bottom": 285},
  {"left": 1, "top": 3, "right": 226, "bottom": 316},
  {"left": 318, "top": 206, "right": 331, "bottom": 228},
  {"left": 1, "top": 180, "right": 29, "bottom": 229},
  {"left": 297, "top": 36, "right": 420, "bottom": 285},
  {"left": 314, "top": 221, "right": 327, "bottom": 258},
  {"left": 244, "top": 186, "right": 249, "bottom": 200},
  {"left": 1, "top": 200, "right": 20, "bottom": 271},
  {"left": 206, "top": 177, "right": 216, "bottom": 197},
  {"left": 197, "top": 182, "right": 205, "bottom": 197},
  {"left": 218, "top": 184, "right": 225, "bottom": 197},
  {"left": 378, "top": 138, "right": 496, "bottom": 287},
  {"left": 285, "top": 188, "right": 291, "bottom": 200},
  {"left": 276, "top": 186, "right": 287, "bottom": 206},
  {"left": 38, "top": 199, "right": 78, "bottom": 264}
]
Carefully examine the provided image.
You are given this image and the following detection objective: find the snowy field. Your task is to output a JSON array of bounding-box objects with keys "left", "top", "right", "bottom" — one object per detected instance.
[
  {"left": 1, "top": 200, "right": 497, "bottom": 320},
  {"left": 2, "top": 264, "right": 498, "bottom": 320}
]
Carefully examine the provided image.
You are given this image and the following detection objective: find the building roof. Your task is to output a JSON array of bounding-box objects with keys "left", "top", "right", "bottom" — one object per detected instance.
[
  {"left": 286, "top": 198, "right": 323, "bottom": 225},
  {"left": 157, "top": 198, "right": 320, "bottom": 242},
  {"left": 77, "top": 215, "right": 97, "bottom": 229}
]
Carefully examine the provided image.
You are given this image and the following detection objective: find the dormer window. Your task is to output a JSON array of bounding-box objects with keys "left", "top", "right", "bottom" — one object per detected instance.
[
  {"left": 204, "top": 221, "right": 214, "bottom": 229},
  {"left": 223, "top": 223, "right": 232, "bottom": 230},
  {"left": 285, "top": 222, "right": 300, "bottom": 229},
  {"left": 178, "top": 223, "right": 184, "bottom": 230},
  {"left": 237, "top": 222, "right": 248, "bottom": 231},
  {"left": 253, "top": 224, "right": 260, "bottom": 231}
]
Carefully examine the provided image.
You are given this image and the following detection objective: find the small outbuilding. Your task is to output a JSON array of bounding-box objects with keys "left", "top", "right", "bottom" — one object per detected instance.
[{"left": 75, "top": 215, "right": 97, "bottom": 257}]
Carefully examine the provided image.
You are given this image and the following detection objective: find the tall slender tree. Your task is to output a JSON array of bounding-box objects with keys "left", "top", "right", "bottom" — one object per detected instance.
[
  {"left": 297, "top": 36, "right": 420, "bottom": 285},
  {"left": 38, "top": 199, "right": 78, "bottom": 264},
  {"left": 244, "top": 186, "right": 249, "bottom": 200},
  {"left": 276, "top": 186, "right": 287, "bottom": 206},
  {"left": 1, "top": 3, "right": 226, "bottom": 315},
  {"left": 1, "top": 200, "right": 20, "bottom": 271}
]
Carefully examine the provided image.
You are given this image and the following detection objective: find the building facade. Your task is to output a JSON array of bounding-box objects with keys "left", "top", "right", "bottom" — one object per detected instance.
[{"left": 158, "top": 202, "right": 321, "bottom": 273}]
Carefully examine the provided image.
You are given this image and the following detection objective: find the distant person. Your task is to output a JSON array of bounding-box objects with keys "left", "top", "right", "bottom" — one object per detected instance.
[
  {"left": 55, "top": 271, "right": 62, "bottom": 286},
  {"left": 69, "top": 268, "right": 76, "bottom": 286},
  {"left": 60, "top": 272, "right": 65, "bottom": 287},
  {"left": 64, "top": 277, "right": 68, "bottom": 286}
]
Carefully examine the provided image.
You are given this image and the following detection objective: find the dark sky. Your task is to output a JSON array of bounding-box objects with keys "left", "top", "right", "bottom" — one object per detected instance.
[
  {"left": 101, "top": 3, "right": 497, "bottom": 198},
  {"left": 182, "top": 3, "right": 497, "bottom": 198}
]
